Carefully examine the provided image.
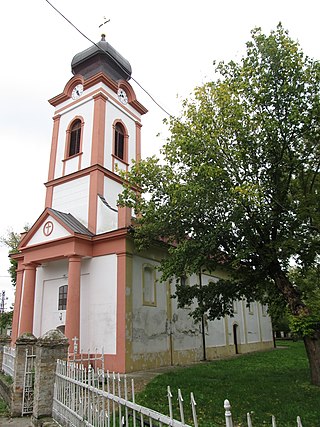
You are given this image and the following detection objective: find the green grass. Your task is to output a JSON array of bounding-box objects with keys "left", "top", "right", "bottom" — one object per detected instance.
[
  {"left": 135, "top": 341, "right": 320, "bottom": 426},
  {"left": 0, "top": 398, "right": 9, "bottom": 417}
]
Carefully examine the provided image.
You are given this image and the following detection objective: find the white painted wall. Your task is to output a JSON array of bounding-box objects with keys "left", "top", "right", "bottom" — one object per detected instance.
[
  {"left": 80, "top": 255, "right": 117, "bottom": 353},
  {"left": 105, "top": 101, "right": 137, "bottom": 171},
  {"left": 52, "top": 176, "right": 89, "bottom": 226},
  {"left": 33, "top": 255, "right": 118, "bottom": 355},
  {"left": 33, "top": 260, "right": 68, "bottom": 337},
  {"left": 96, "top": 176, "right": 122, "bottom": 234},
  {"left": 131, "top": 255, "right": 168, "bottom": 354},
  {"left": 54, "top": 99, "right": 94, "bottom": 179},
  {"left": 96, "top": 196, "right": 117, "bottom": 234}
]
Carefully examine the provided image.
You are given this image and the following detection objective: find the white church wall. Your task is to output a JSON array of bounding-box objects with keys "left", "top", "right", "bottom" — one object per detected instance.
[
  {"left": 104, "top": 102, "right": 137, "bottom": 170},
  {"left": 243, "top": 301, "right": 261, "bottom": 343},
  {"left": 52, "top": 176, "right": 89, "bottom": 226},
  {"left": 54, "top": 100, "right": 94, "bottom": 179},
  {"left": 96, "top": 177, "right": 120, "bottom": 233},
  {"left": 96, "top": 196, "right": 117, "bottom": 234},
  {"left": 80, "top": 255, "right": 117, "bottom": 354},
  {"left": 33, "top": 255, "right": 118, "bottom": 355},
  {"left": 258, "top": 305, "right": 274, "bottom": 342},
  {"left": 33, "top": 259, "right": 68, "bottom": 337},
  {"left": 131, "top": 255, "right": 168, "bottom": 355}
]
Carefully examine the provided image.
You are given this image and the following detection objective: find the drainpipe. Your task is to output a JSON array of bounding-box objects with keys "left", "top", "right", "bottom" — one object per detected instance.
[{"left": 199, "top": 271, "right": 207, "bottom": 361}]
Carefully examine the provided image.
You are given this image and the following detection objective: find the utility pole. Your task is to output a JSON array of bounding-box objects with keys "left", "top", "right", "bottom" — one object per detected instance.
[{"left": 0, "top": 290, "right": 7, "bottom": 313}]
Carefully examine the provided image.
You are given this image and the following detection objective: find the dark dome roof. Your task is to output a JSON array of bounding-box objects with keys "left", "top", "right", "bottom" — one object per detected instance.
[{"left": 71, "top": 35, "right": 132, "bottom": 82}]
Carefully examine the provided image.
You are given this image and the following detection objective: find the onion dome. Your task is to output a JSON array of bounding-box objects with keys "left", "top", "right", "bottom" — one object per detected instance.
[{"left": 71, "top": 34, "right": 132, "bottom": 82}]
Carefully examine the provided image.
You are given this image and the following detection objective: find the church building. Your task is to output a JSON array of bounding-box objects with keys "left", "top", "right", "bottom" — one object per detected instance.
[{"left": 11, "top": 36, "right": 273, "bottom": 373}]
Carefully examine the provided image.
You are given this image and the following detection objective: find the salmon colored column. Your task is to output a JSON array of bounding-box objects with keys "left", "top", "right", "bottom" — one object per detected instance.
[
  {"left": 115, "top": 252, "right": 126, "bottom": 371},
  {"left": 45, "top": 114, "right": 61, "bottom": 208},
  {"left": 135, "top": 121, "right": 142, "bottom": 162},
  {"left": 19, "top": 263, "right": 37, "bottom": 335},
  {"left": 91, "top": 93, "right": 107, "bottom": 165},
  {"left": 11, "top": 265, "right": 24, "bottom": 344},
  {"left": 65, "top": 256, "right": 82, "bottom": 352}
]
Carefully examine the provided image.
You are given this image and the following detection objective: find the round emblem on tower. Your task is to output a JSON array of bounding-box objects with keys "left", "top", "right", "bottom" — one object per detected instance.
[
  {"left": 117, "top": 88, "right": 128, "bottom": 105},
  {"left": 72, "top": 84, "right": 84, "bottom": 100}
]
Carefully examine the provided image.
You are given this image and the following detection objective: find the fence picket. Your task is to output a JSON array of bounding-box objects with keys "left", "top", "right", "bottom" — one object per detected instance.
[{"left": 224, "top": 399, "right": 233, "bottom": 427}]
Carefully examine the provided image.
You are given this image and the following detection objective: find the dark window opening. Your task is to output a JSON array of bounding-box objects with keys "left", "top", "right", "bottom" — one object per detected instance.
[
  {"left": 115, "top": 123, "right": 125, "bottom": 160},
  {"left": 58, "top": 285, "right": 68, "bottom": 310},
  {"left": 69, "top": 120, "right": 81, "bottom": 156}
]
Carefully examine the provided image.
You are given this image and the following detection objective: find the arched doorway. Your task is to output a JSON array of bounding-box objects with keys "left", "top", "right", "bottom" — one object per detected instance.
[{"left": 233, "top": 323, "right": 239, "bottom": 354}]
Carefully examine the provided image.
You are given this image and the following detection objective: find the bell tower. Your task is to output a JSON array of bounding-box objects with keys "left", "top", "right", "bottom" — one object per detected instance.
[
  {"left": 11, "top": 36, "right": 148, "bottom": 368},
  {"left": 45, "top": 34, "right": 147, "bottom": 234}
]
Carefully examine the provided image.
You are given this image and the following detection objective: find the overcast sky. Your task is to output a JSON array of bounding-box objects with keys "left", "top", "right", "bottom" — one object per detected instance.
[{"left": 1, "top": 0, "right": 320, "bottom": 308}]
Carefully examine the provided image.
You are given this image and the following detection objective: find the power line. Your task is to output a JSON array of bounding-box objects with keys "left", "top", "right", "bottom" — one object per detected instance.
[{"left": 44, "top": 0, "right": 173, "bottom": 118}]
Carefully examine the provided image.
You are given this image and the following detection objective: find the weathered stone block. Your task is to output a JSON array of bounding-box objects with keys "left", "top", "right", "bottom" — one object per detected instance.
[{"left": 32, "top": 329, "right": 68, "bottom": 424}]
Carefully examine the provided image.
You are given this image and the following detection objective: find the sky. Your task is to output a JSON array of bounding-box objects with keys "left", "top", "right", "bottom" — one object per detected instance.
[{"left": 1, "top": 0, "right": 320, "bottom": 309}]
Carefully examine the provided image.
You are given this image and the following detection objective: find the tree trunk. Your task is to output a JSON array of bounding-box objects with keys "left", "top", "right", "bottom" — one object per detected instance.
[
  {"left": 303, "top": 332, "right": 320, "bottom": 386},
  {"left": 268, "top": 258, "right": 320, "bottom": 386}
]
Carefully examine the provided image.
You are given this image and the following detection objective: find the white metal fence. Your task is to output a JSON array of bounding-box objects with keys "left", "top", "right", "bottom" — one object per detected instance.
[
  {"left": 2, "top": 345, "right": 15, "bottom": 378},
  {"left": 52, "top": 360, "right": 198, "bottom": 427},
  {"left": 223, "top": 399, "right": 303, "bottom": 427},
  {"left": 22, "top": 347, "right": 36, "bottom": 415},
  {"left": 52, "top": 359, "right": 304, "bottom": 427}
]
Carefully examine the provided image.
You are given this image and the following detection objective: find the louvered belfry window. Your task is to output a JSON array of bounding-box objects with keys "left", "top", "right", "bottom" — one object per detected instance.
[
  {"left": 114, "top": 123, "right": 125, "bottom": 160},
  {"left": 69, "top": 119, "right": 81, "bottom": 156}
]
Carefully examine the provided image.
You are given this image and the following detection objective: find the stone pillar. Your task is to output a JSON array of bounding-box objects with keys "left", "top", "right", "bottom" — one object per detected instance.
[
  {"left": 65, "top": 256, "right": 81, "bottom": 352},
  {"left": 19, "top": 263, "right": 38, "bottom": 335},
  {"left": 32, "top": 329, "right": 69, "bottom": 426},
  {"left": 11, "top": 333, "right": 37, "bottom": 416},
  {"left": 0, "top": 335, "right": 11, "bottom": 369}
]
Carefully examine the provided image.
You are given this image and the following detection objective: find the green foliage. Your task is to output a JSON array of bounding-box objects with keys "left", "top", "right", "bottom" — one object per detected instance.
[
  {"left": 0, "top": 311, "right": 13, "bottom": 333},
  {"left": 120, "top": 25, "right": 320, "bottom": 345},
  {"left": 287, "top": 265, "right": 320, "bottom": 336},
  {"left": 0, "top": 225, "right": 29, "bottom": 286}
]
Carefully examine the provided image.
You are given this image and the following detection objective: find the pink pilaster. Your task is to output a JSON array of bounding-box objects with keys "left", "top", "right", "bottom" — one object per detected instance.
[
  {"left": 19, "top": 263, "right": 37, "bottom": 335},
  {"left": 65, "top": 256, "right": 82, "bottom": 352},
  {"left": 11, "top": 266, "right": 24, "bottom": 344}
]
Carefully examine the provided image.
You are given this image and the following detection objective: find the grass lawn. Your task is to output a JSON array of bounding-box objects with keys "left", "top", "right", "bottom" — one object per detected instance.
[
  {"left": 0, "top": 398, "right": 9, "bottom": 417},
  {"left": 135, "top": 341, "right": 320, "bottom": 426}
]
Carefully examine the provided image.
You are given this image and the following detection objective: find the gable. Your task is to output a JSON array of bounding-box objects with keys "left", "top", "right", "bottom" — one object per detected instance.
[{"left": 25, "top": 214, "right": 71, "bottom": 248}]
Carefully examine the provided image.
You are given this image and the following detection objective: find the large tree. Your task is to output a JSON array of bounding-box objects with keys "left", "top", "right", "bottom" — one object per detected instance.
[{"left": 120, "top": 25, "right": 320, "bottom": 385}]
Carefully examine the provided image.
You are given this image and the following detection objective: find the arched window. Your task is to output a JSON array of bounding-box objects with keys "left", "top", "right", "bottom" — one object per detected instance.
[
  {"left": 114, "top": 123, "right": 125, "bottom": 160},
  {"left": 58, "top": 285, "right": 68, "bottom": 310},
  {"left": 143, "top": 264, "right": 156, "bottom": 306},
  {"left": 69, "top": 119, "right": 82, "bottom": 157}
]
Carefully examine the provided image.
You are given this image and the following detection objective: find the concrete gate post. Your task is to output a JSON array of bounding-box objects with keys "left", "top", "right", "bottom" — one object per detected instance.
[
  {"left": 32, "top": 329, "right": 69, "bottom": 426},
  {"left": 11, "top": 333, "right": 37, "bottom": 416}
]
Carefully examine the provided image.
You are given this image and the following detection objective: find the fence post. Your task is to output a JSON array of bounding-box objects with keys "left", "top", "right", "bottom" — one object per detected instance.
[
  {"left": 0, "top": 335, "right": 11, "bottom": 369},
  {"left": 11, "top": 332, "right": 37, "bottom": 416},
  {"left": 31, "top": 329, "right": 69, "bottom": 426},
  {"left": 224, "top": 399, "right": 234, "bottom": 427}
]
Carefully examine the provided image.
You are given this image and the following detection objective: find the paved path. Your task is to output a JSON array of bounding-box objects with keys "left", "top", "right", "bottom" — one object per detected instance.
[
  {"left": 0, "top": 417, "right": 58, "bottom": 426},
  {"left": 0, "top": 417, "right": 32, "bottom": 426}
]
